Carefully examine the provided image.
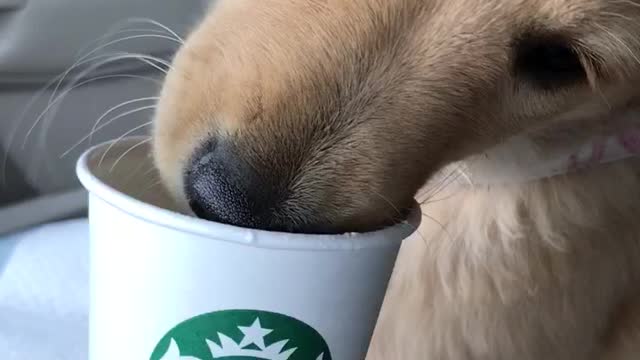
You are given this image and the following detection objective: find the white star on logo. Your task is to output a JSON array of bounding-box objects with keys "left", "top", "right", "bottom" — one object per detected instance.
[{"left": 238, "top": 317, "right": 273, "bottom": 350}]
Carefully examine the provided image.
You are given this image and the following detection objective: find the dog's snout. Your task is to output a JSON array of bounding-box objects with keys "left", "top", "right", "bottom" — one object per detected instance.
[{"left": 184, "top": 140, "right": 279, "bottom": 230}]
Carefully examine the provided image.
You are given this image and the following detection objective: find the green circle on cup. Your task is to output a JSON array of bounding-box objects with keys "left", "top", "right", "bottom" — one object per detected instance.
[{"left": 151, "top": 309, "right": 332, "bottom": 360}]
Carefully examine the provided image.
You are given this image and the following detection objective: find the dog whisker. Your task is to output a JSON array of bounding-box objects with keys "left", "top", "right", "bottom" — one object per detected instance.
[
  {"left": 8, "top": 52, "right": 165, "bottom": 188},
  {"left": 141, "top": 162, "right": 159, "bottom": 178},
  {"left": 78, "top": 17, "right": 184, "bottom": 59},
  {"left": 138, "top": 179, "right": 165, "bottom": 199},
  {"left": 418, "top": 166, "right": 464, "bottom": 203},
  {"left": 419, "top": 169, "right": 459, "bottom": 200},
  {"left": 37, "top": 78, "right": 158, "bottom": 158},
  {"left": 370, "top": 190, "right": 402, "bottom": 217},
  {"left": 1, "top": 70, "right": 85, "bottom": 187},
  {"left": 77, "top": 28, "right": 184, "bottom": 61},
  {"left": 47, "top": 51, "right": 169, "bottom": 111},
  {"left": 46, "top": 51, "right": 169, "bottom": 112},
  {"left": 21, "top": 53, "right": 167, "bottom": 150},
  {"left": 67, "top": 28, "right": 180, "bottom": 81},
  {"left": 118, "top": 17, "right": 185, "bottom": 44},
  {"left": 61, "top": 105, "right": 157, "bottom": 158},
  {"left": 97, "top": 122, "right": 153, "bottom": 168},
  {"left": 79, "top": 28, "right": 176, "bottom": 54},
  {"left": 422, "top": 192, "right": 461, "bottom": 205},
  {"left": 88, "top": 96, "right": 160, "bottom": 145},
  {"left": 76, "top": 33, "right": 182, "bottom": 63},
  {"left": 3, "top": 17, "right": 180, "bottom": 189},
  {"left": 45, "top": 43, "right": 169, "bottom": 121},
  {"left": 418, "top": 157, "right": 480, "bottom": 205},
  {"left": 368, "top": 191, "right": 431, "bottom": 245},
  {"left": 119, "top": 154, "right": 156, "bottom": 187},
  {"left": 8, "top": 55, "right": 157, "bottom": 145},
  {"left": 422, "top": 212, "right": 452, "bottom": 240},
  {"left": 29, "top": 77, "right": 158, "bottom": 149},
  {"left": 419, "top": 176, "right": 461, "bottom": 206},
  {"left": 50, "top": 76, "right": 159, "bottom": 122},
  {"left": 109, "top": 137, "right": 153, "bottom": 173}
]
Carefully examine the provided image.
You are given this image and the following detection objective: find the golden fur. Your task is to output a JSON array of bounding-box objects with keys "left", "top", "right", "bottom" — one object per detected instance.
[{"left": 152, "top": 0, "right": 640, "bottom": 358}]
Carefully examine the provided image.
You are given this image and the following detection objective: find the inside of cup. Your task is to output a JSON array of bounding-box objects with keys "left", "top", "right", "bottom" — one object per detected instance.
[{"left": 85, "top": 139, "right": 185, "bottom": 214}]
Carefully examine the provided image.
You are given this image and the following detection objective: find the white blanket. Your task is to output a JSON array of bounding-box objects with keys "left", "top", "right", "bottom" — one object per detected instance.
[{"left": 0, "top": 219, "right": 89, "bottom": 360}]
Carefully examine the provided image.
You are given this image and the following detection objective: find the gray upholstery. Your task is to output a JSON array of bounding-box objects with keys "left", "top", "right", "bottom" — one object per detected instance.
[
  {"left": 0, "top": 0, "right": 211, "bottom": 234},
  {"left": 0, "top": 146, "right": 37, "bottom": 206}
]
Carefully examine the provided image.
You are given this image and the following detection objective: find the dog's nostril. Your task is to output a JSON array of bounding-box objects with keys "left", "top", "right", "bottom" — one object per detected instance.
[
  {"left": 187, "top": 198, "right": 210, "bottom": 221},
  {"left": 184, "top": 140, "right": 278, "bottom": 230}
]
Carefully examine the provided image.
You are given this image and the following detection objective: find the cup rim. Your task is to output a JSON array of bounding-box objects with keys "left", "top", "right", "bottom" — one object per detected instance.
[{"left": 76, "top": 137, "right": 421, "bottom": 251}]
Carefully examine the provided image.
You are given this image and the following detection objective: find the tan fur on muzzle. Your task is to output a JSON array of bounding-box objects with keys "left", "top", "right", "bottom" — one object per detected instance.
[{"left": 152, "top": 0, "right": 640, "bottom": 358}]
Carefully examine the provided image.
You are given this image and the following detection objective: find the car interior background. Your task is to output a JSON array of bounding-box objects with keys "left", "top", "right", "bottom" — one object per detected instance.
[{"left": 0, "top": 0, "right": 209, "bottom": 358}]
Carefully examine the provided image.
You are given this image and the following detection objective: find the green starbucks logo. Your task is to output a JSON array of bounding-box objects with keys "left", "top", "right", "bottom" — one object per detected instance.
[{"left": 151, "top": 309, "right": 332, "bottom": 360}]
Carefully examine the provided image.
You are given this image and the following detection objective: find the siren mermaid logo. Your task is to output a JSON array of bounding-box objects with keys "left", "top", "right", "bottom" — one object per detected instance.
[{"left": 150, "top": 310, "right": 332, "bottom": 360}]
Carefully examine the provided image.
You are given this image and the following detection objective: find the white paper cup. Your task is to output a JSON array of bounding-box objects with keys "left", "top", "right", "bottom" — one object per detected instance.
[{"left": 77, "top": 137, "right": 420, "bottom": 360}]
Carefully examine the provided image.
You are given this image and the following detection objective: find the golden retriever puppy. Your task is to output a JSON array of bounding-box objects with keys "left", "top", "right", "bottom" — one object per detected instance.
[{"left": 152, "top": 1, "right": 640, "bottom": 358}]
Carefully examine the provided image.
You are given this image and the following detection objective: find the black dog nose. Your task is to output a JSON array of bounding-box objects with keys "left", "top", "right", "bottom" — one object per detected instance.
[{"left": 184, "top": 140, "right": 280, "bottom": 230}]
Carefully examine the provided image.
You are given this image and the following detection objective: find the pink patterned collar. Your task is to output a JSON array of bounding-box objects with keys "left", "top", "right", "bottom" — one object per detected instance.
[
  {"left": 566, "top": 128, "right": 640, "bottom": 173},
  {"left": 461, "top": 126, "right": 640, "bottom": 185}
]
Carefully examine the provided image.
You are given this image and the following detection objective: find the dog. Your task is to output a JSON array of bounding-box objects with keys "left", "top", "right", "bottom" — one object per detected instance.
[{"left": 151, "top": 0, "right": 640, "bottom": 358}]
